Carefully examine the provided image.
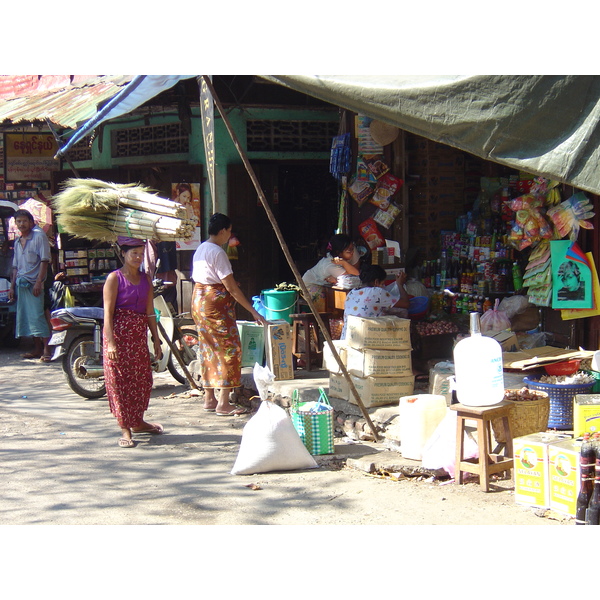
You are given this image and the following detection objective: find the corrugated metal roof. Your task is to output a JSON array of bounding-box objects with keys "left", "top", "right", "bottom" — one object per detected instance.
[{"left": 0, "top": 75, "right": 134, "bottom": 129}]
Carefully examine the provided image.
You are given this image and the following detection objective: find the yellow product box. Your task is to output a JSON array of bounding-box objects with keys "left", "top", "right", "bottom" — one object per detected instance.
[
  {"left": 548, "top": 438, "right": 582, "bottom": 518},
  {"left": 328, "top": 372, "right": 349, "bottom": 399},
  {"left": 514, "top": 432, "right": 570, "bottom": 509},
  {"left": 264, "top": 320, "right": 293, "bottom": 381},
  {"left": 349, "top": 374, "right": 415, "bottom": 408},
  {"left": 346, "top": 346, "right": 412, "bottom": 378},
  {"left": 573, "top": 394, "right": 600, "bottom": 437},
  {"left": 345, "top": 315, "right": 412, "bottom": 351},
  {"left": 322, "top": 340, "right": 348, "bottom": 374}
]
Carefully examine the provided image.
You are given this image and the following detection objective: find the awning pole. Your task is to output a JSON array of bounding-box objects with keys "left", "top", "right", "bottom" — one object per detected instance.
[
  {"left": 46, "top": 119, "right": 81, "bottom": 178},
  {"left": 201, "top": 75, "right": 380, "bottom": 442}
]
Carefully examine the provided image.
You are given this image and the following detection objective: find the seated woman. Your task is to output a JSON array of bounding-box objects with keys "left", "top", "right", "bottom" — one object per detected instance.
[
  {"left": 341, "top": 264, "right": 409, "bottom": 339},
  {"left": 302, "top": 233, "right": 361, "bottom": 311}
]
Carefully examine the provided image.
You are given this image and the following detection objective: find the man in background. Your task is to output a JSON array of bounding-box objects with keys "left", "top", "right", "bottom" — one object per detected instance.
[{"left": 8, "top": 209, "right": 51, "bottom": 361}]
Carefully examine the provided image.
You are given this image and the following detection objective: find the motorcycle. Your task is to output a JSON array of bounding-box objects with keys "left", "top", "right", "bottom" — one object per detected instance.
[{"left": 48, "top": 281, "right": 200, "bottom": 399}]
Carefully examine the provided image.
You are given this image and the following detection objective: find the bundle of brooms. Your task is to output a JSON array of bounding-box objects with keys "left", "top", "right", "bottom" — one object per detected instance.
[{"left": 52, "top": 178, "right": 196, "bottom": 242}]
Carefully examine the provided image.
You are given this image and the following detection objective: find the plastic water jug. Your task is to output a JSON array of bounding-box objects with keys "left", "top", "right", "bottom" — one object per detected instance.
[
  {"left": 453, "top": 312, "right": 504, "bottom": 406},
  {"left": 399, "top": 394, "right": 447, "bottom": 460}
]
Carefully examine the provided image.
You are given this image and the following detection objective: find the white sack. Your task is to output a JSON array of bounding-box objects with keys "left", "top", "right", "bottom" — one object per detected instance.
[
  {"left": 231, "top": 401, "right": 318, "bottom": 475},
  {"left": 421, "top": 409, "right": 479, "bottom": 478}
]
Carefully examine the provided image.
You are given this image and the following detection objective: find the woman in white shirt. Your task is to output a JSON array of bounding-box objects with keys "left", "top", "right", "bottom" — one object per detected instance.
[
  {"left": 302, "top": 233, "right": 361, "bottom": 310},
  {"left": 191, "top": 213, "right": 265, "bottom": 416},
  {"left": 341, "top": 264, "right": 409, "bottom": 339}
]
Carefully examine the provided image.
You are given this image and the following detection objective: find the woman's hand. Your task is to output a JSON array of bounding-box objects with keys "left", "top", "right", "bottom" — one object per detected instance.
[
  {"left": 396, "top": 271, "right": 407, "bottom": 286},
  {"left": 153, "top": 337, "right": 163, "bottom": 361},
  {"left": 250, "top": 308, "right": 267, "bottom": 326},
  {"left": 106, "top": 342, "right": 118, "bottom": 361}
]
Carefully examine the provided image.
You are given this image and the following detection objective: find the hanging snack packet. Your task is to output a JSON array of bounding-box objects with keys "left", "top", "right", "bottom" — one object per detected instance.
[
  {"left": 373, "top": 203, "right": 400, "bottom": 229},
  {"left": 358, "top": 217, "right": 385, "bottom": 249},
  {"left": 370, "top": 172, "right": 403, "bottom": 210},
  {"left": 363, "top": 154, "right": 390, "bottom": 179}
]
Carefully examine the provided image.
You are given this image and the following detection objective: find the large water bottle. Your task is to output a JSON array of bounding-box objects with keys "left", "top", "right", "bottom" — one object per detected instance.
[{"left": 453, "top": 312, "right": 505, "bottom": 406}]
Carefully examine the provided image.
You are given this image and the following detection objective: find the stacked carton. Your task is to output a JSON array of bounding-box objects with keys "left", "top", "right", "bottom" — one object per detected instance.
[{"left": 326, "top": 315, "right": 414, "bottom": 408}]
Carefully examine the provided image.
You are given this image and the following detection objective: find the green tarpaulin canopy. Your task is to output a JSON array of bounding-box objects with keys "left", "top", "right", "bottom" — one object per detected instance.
[{"left": 264, "top": 75, "right": 600, "bottom": 196}]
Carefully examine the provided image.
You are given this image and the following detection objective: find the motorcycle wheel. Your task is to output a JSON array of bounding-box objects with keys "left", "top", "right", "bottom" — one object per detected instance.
[
  {"left": 167, "top": 327, "right": 199, "bottom": 384},
  {"left": 63, "top": 333, "right": 106, "bottom": 399}
]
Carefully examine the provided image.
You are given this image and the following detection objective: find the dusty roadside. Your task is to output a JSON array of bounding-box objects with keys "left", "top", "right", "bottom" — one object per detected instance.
[{"left": 0, "top": 344, "right": 570, "bottom": 527}]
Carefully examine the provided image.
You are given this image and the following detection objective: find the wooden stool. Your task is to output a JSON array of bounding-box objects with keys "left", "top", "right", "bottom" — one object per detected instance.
[
  {"left": 450, "top": 401, "right": 514, "bottom": 492},
  {"left": 290, "top": 312, "right": 331, "bottom": 371}
]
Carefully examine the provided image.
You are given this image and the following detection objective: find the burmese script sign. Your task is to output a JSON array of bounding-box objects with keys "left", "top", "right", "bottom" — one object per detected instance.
[{"left": 5, "top": 133, "right": 58, "bottom": 181}]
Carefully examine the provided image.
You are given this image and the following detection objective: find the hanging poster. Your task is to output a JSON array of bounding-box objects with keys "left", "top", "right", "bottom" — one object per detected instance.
[
  {"left": 561, "top": 253, "right": 600, "bottom": 320},
  {"left": 550, "top": 240, "right": 593, "bottom": 309},
  {"left": 172, "top": 182, "right": 201, "bottom": 251},
  {"left": 4, "top": 133, "right": 58, "bottom": 181}
]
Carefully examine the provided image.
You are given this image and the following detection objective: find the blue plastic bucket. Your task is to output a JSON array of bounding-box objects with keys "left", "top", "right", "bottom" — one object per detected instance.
[{"left": 261, "top": 289, "right": 298, "bottom": 324}]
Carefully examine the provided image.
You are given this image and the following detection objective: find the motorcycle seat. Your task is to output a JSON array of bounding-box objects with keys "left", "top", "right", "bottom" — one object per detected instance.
[{"left": 52, "top": 307, "right": 105, "bottom": 320}]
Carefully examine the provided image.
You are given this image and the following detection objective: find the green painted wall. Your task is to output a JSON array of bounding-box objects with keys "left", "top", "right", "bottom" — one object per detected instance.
[{"left": 71, "top": 105, "right": 339, "bottom": 231}]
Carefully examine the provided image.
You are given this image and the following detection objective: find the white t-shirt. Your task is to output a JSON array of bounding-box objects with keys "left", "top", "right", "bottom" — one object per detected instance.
[
  {"left": 191, "top": 241, "right": 233, "bottom": 284},
  {"left": 302, "top": 248, "right": 360, "bottom": 286}
]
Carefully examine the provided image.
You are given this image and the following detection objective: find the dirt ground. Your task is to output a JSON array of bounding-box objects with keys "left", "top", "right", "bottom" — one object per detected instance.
[
  {"left": 0, "top": 341, "right": 574, "bottom": 528},
  {"left": 1, "top": 340, "right": 582, "bottom": 597}
]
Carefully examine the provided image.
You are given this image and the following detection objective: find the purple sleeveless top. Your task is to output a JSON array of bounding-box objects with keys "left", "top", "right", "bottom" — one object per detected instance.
[{"left": 114, "top": 269, "right": 150, "bottom": 314}]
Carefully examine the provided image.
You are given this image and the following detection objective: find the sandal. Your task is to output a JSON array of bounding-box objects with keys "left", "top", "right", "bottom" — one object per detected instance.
[
  {"left": 40, "top": 355, "right": 52, "bottom": 363},
  {"left": 131, "top": 423, "right": 164, "bottom": 434},
  {"left": 22, "top": 352, "right": 42, "bottom": 359},
  {"left": 118, "top": 438, "right": 136, "bottom": 448}
]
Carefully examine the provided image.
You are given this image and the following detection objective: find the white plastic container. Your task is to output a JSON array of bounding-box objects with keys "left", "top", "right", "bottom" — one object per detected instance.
[
  {"left": 0, "top": 278, "right": 9, "bottom": 303},
  {"left": 453, "top": 312, "right": 505, "bottom": 406},
  {"left": 399, "top": 394, "right": 447, "bottom": 460}
]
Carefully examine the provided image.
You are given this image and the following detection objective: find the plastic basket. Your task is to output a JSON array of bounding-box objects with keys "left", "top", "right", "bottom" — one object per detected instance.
[
  {"left": 523, "top": 377, "right": 596, "bottom": 430},
  {"left": 491, "top": 390, "right": 549, "bottom": 442}
]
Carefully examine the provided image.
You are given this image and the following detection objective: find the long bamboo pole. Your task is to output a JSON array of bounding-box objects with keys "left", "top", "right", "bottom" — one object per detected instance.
[{"left": 201, "top": 75, "right": 380, "bottom": 442}]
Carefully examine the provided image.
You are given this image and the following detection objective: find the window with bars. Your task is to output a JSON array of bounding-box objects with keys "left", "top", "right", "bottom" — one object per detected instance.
[
  {"left": 246, "top": 120, "right": 339, "bottom": 152},
  {"left": 111, "top": 123, "right": 189, "bottom": 158},
  {"left": 69, "top": 136, "right": 93, "bottom": 161}
]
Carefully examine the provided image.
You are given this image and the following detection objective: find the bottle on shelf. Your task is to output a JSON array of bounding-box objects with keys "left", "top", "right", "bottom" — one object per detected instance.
[
  {"left": 585, "top": 433, "right": 600, "bottom": 525},
  {"left": 483, "top": 297, "right": 492, "bottom": 313},
  {"left": 576, "top": 433, "right": 596, "bottom": 525},
  {"left": 435, "top": 258, "right": 441, "bottom": 289}
]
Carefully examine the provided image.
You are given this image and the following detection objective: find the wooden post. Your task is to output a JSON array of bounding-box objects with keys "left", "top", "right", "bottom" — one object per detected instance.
[{"left": 201, "top": 75, "right": 380, "bottom": 442}]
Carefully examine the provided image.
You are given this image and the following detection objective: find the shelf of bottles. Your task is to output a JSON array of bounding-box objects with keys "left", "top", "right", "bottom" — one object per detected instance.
[{"left": 420, "top": 232, "right": 524, "bottom": 316}]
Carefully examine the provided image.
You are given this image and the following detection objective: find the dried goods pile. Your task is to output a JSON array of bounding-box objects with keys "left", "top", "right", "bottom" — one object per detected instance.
[
  {"left": 415, "top": 320, "right": 460, "bottom": 336},
  {"left": 538, "top": 372, "right": 595, "bottom": 385},
  {"left": 504, "top": 387, "right": 547, "bottom": 401},
  {"left": 52, "top": 178, "right": 196, "bottom": 242}
]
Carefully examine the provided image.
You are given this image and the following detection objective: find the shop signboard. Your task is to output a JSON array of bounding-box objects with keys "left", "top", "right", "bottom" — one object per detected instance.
[{"left": 4, "top": 133, "right": 58, "bottom": 182}]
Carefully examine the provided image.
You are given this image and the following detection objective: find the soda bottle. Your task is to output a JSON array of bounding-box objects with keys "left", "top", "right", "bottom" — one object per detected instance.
[
  {"left": 576, "top": 433, "right": 595, "bottom": 525},
  {"left": 483, "top": 297, "right": 492, "bottom": 313},
  {"left": 512, "top": 262, "right": 523, "bottom": 292},
  {"left": 585, "top": 433, "right": 600, "bottom": 525}
]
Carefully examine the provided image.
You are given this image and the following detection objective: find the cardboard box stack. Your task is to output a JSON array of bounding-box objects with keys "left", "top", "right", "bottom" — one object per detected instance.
[{"left": 326, "top": 315, "right": 414, "bottom": 408}]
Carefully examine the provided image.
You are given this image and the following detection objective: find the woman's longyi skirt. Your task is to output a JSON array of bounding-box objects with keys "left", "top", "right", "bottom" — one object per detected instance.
[
  {"left": 104, "top": 309, "right": 153, "bottom": 429},
  {"left": 191, "top": 283, "right": 241, "bottom": 389}
]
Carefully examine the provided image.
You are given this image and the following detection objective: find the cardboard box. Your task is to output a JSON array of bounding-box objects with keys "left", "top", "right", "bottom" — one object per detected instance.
[
  {"left": 236, "top": 320, "right": 265, "bottom": 368},
  {"left": 323, "top": 340, "right": 347, "bottom": 374},
  {"left": 349, "top": 374, "right": 415, "bottom": 408},
  {"left": 264, "top": 320, "right": 294, "bottom": 381},
  {"left": 513, "top": 432, "right": 570, "bottom": 509},
  {"left": 346, "top": 315, "right": 412, "bottom": 351},
  {"left": 346, "top": 346, "right": 412, "bottom": 378},
  {"left": 483, "top": 330, "right": 519, "bottom": 352},
  {"left": 328, "top": 372, "right": 349, "bottom": 399},
  {"left": 573, "top": 394, "right": 600, "bottom": 437},
  {"left": 548, "top": 438, "right": 582, "bottom": 518}
]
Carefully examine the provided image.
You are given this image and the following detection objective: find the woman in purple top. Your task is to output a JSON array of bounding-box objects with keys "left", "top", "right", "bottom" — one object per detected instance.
[{"left": 103, "top": 237, "right": 163, "bottom": 448}]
